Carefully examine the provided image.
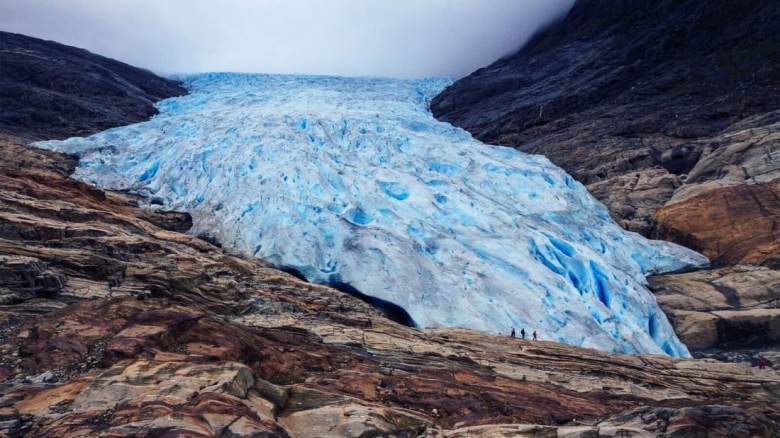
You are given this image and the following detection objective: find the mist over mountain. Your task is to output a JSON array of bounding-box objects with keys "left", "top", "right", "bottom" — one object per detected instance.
[{"left": 0, "top": 0, "right": 574, "bottom": 78}]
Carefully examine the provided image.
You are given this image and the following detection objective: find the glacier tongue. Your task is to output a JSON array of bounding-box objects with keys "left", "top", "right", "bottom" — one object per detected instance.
[{"left": 35, "top": 73, "right": 708, "bottom": 357}]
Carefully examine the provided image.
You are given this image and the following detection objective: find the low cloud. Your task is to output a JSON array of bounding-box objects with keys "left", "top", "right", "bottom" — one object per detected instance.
[{"left": 0, "top": 0, "right": 573, "bottom": 78}]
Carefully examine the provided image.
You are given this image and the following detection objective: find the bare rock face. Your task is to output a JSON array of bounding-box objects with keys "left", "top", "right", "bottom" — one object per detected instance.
[
  {"left": 587, "top": 167, "right": 681, "bottom": 235},
  {"left": 1, "top": 140, "right": 778, "bottom": 436},
  {"left": 432, "top": 0, "right": 780, "bottom": 186},
  {"left": 672, "top": 114, "right": 780, "bottom": 204},
  {"left": 653, "top": 117, "right": 780, "bottom": 267},
  {"left": 655, "top": 181, "right": 780, "bottom": 267},
  {"left": 0, "top": 31, "right": 186, "bottom": 141},
  {"left": 0, "top": 256, "right": 64, "bottom": 305},
  {"left": 650, "top": 266, "right": 780, "bottom": 355},
  {"left": 597, "top": 405, "right": 778, "bottom": 437}
]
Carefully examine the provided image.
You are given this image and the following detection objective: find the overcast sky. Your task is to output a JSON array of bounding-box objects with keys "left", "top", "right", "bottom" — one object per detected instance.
[{"left": 0, "top": 0, "right": 573, "bottom": 79}]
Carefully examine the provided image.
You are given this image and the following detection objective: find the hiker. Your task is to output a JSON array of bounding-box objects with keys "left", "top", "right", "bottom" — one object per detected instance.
[
  {"left": 510, "top": 328, "right": 516, "bottom": 338},
  {"left": 532, "top": 330, "right": 537, "bottom": 341},
  {"left": 520, "top": 328, "right": 526, "bottom": 339},
  {"left": 759, "top": 356, "right": 768, "bottom": 370}
]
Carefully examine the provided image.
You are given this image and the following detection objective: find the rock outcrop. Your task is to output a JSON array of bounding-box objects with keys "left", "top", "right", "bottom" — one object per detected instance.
[
  {"left": 431, "top": 0, "right": 780, "bottom": 266},
  {"left": 655, "top": 180, "right": 780, "bottom": 267},
  {"left": 0, "top": 31, "right": 186, "bottom": 141},
  {"left": 650, "top": 266, "right": 780, "bottom": 362},
  {"left": 654, "top": 117, "right": 780, "bottom": 267}
]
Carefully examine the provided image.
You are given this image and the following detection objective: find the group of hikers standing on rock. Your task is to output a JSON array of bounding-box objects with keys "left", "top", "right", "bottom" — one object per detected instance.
[{"left": 510, "top": 327, "right": 537, "bottom": 341}]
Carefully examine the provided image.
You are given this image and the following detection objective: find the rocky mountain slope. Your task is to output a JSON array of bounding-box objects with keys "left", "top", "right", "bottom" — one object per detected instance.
[
  {"left": 431, "top": 0, "right": 780, "bottom": 359},
  {"left": 431, "top": 0, "right": 779, "bottom": 263},
  {"left": 0, "top": 31, "right": 186, "bottom": 141},
  {"left": 0, "top": 31, "right": 778, "bottom": 436}
]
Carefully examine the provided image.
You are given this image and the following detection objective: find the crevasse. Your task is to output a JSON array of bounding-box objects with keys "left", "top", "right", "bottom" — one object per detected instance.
[{"left": 35, "top": 73, "right": 708, "bottom": 357}]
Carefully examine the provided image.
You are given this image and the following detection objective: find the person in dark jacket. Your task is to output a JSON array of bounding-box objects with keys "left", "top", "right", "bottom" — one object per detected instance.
[
  {"left": 510, "top": 328, "right": 516, "bottom": 338},
  {"left": 520, "top": 328, "right": 526, "bottom": 339}
]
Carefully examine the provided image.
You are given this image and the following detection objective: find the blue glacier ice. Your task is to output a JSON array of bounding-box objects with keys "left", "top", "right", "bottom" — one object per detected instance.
[{"left": 34, "top": 73, "right": 708, "bottom": 357}]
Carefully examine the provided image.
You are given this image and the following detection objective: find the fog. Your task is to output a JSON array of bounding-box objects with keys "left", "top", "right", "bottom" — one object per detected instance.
[{"left": 0, "top": 0, "right": 573, "bottom": 78}]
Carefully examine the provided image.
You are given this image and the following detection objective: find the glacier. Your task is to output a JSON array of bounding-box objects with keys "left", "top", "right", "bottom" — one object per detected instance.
[{"left": 34, "top": 73, "right": 708, "bottom": 357}]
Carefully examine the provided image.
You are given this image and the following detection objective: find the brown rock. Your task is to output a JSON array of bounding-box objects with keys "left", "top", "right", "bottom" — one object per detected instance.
[
  {"left": 68, "top": 360, "right": 256, "bottom": 412},
  {"left": 598, "top": 405, "right": 777, "bottom": 437},
  {"left": 0, "top": 255, "right": 64, "bottom": 304},
  {"left": 280, "top": 403, "right": 431, "bottom": 438},
  {"left": 673, "top": 116, "right": 780, "bottom": 203},
  {"left": 665, "top": 311, "right": 721, "bottom": 350},
  {"left": 654, "top": 181, "right": 780, "bottom": 266},
  {"left": 711, "top": 309, "right": 780, "bottom": 345}
]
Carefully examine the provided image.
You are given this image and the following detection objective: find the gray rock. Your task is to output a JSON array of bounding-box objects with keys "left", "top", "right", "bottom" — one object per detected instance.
[{"left": 32, "top": 371, "right": 56, "bottom": 384}]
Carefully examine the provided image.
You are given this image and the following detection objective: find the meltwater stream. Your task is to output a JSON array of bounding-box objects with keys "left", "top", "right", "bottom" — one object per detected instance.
[{"left": 35, "top": 73, "right": 708, "bottom": 356}]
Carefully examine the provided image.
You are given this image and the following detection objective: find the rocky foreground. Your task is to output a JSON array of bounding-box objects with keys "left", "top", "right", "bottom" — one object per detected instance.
[{"left": 0, "top": 138, "right": 778, "bottom": 436}]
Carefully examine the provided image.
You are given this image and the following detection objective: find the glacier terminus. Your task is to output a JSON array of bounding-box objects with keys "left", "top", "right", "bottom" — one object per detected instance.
[{"left": 35, "top": 73, "right": 709, "bottom": 357}]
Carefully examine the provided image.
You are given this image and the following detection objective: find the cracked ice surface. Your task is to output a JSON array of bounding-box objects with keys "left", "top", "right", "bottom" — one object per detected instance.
[{"left": 35, "top": 73, "right": 708, "bottom": 356}]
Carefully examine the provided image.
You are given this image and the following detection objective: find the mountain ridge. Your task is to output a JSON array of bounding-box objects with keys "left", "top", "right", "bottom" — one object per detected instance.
[{"left": 0, "top": 31, "right": 186, "bottom": 141}]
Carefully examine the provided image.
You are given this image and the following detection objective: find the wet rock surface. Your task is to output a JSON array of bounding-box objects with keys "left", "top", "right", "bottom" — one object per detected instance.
[
  {"left": 1, "top": 141, "right": 778, "bottom": 436},
  {"left": 0, "top": 31, "right": 186, "bottom": 141}
]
